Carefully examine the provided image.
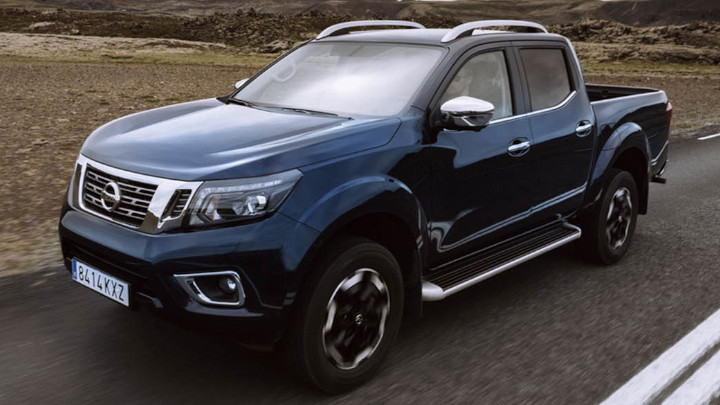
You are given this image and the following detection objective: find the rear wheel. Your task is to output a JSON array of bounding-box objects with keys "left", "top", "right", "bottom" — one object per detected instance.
[
  {"left": 581, "top": 169, "right": 639, "bottom": 264},
  {"left": 288, "top": 237, "right": 403, "bottom": 393}
]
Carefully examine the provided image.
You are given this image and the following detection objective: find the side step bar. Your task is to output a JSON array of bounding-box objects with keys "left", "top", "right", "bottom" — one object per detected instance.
[{"left": 422, "top": 223, "right": 582, "bottom": 301}]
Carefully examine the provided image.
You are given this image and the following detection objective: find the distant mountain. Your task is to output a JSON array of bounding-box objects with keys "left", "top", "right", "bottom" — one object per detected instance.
[
  {"left": 2, "top": 0, "right": 718, "bottom": 25},
  {"left": 598, "top": 0, "right": 720, "bottom": 25}
]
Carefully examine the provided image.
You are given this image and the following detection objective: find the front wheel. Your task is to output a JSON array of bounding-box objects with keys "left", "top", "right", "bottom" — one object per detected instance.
[
  {"left": 288, "top": 237, "right": 404, "bottom": 393},
  {"left": 580, "top": 169, "right": 639, "bottom": 264}
]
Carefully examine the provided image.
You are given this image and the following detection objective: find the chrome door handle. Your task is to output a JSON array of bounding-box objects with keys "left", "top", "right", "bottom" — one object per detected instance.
[
  {"left": 507, "top": 140, "right": 531, "bottom": 155},
  {"left": 576, "top": 121, "right": 593, "bottom": 136}
]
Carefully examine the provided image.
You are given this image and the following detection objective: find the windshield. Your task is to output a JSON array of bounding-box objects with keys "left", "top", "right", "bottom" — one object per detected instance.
[{"left": 234, "top": 42, "right": 445, "bottom": 117}]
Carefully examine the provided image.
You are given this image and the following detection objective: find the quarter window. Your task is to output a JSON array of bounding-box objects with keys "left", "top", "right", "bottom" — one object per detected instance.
[
  {"left": 440, "top": 51, "right": 513, "bottom": 120},
  {"left": 520, "top": 49, "right": 572, "bottom": 111}
]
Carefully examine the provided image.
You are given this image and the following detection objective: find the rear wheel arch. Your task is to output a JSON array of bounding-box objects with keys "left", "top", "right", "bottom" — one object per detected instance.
[
  {"left": 584, "top": 126, "right": 650, "bottom": 216},
  {"left": 579, "top": 168, "right": 639, "bottom": 264},
  {"left": 611, "top": 145, "right": 649, "bottom": 215}
]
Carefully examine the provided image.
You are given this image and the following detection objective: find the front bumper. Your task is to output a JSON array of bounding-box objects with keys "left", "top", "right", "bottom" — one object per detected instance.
[{"left": 58, "top": 204, "right": 319, "bottom": 345}]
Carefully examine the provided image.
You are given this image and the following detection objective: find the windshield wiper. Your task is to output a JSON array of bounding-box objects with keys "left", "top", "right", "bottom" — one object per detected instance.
[
  {"left": 229, "top": 100, "right": 346, "bottom": 118},
  {"left": 278, "top": 107, "right": 341, "bottom": 117},
  {"left": 228, "top": 98, "right": 258, "bottom": 108}
]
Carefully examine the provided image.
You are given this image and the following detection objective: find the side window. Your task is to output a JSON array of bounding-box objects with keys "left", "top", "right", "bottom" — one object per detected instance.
[
  {"left": 520, "top": 49, "right": 572, "bottom": 111},
  {"left": 440, "top": 51, "right": 513, "bottom": 120}
]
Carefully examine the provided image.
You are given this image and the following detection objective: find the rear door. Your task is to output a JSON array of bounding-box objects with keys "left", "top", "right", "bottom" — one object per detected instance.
[{"left": 513, "top": 42, "right": 595, "bottom": 221}]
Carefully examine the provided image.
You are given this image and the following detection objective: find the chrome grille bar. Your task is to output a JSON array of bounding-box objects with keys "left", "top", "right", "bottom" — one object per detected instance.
[
  {"left": 83, "top": 182, "right": 150, "bottom": 208},
  {"left": 82, "top": 165, "right": 157, "bottom": 227},
  {"left": 86, "top": 169, "right": 156, "bottom": 197},
  {"left": 73, "top": 155, "right": 202, "bottom": 234}
]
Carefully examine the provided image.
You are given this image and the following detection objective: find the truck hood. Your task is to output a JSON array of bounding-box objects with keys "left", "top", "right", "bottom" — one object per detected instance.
[{"left": 81, "top": 98, "right": 401, "bottom": 180}]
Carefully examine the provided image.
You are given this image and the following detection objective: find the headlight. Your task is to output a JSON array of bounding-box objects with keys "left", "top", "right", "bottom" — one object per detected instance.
[{"left": 187, "top": 169, "right": 302, "bottom": 226}]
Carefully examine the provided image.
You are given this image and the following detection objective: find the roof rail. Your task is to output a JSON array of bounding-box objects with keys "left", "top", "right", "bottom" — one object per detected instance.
[
  {"left": 441, "top": 20, "right": 548, "bottom": 43},
  {"left": 316, "top": 20, "right": 426, "bottom": 40}
]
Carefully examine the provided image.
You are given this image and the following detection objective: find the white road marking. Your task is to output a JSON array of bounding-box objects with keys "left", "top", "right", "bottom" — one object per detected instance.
[
  {"left": 600, "top": 308, "right": 720, "bottom": 405},
  {"left": 662, "top": 348, "right": 720, "bottom": 405},
  {"left": 697, "top": 133, "right": 720, "bottom": 141}
]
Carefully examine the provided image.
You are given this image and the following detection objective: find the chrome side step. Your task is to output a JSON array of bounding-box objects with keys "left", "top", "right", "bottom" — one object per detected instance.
[{"left": 422, "top": 223, "right": 582, "bottom": 302}]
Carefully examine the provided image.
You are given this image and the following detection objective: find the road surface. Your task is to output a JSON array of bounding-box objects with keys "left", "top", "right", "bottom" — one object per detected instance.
[{"left": 2, "top": 136, "right": 720, "bottom": 404}]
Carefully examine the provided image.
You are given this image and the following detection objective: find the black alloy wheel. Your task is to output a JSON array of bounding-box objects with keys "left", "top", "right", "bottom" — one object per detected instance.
[{"left": 287, "top": 237, "right": 403, "bottom": 393}]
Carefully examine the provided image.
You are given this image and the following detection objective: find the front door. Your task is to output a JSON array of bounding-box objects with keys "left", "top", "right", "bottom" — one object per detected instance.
[{"left": 429, "top": 48, "right": 536, "bottom": 265}]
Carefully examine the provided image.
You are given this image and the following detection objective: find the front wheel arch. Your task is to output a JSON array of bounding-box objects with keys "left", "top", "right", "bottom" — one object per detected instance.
[{"left": 291, "top": 211, "right": 424, "bottom": 333}]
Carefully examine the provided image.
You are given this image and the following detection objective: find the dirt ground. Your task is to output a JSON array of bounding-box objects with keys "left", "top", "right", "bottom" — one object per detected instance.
[
  {"left": 1, "top": 52, "right": 719, "bottom": 275},
  {"left": 0, "top": 61, "right": 254, "bottom": 275}
]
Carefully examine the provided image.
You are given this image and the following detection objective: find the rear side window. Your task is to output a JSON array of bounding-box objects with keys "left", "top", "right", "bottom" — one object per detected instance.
[{"left": 520, "top": 49, "right": 572, "bottom": 111}]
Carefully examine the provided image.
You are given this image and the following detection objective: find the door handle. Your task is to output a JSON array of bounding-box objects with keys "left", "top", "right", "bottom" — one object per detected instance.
[
  {"left": 576, "top": 121, "right": 593, "bottom": 136},
  {"left": 507, "top": 139, "right": 531, "bottom": 156}
]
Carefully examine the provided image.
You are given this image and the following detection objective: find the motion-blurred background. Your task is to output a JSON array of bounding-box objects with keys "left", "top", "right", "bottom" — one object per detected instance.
[{"left": 2, "top": 1, "right": 720, "bottom": 404}]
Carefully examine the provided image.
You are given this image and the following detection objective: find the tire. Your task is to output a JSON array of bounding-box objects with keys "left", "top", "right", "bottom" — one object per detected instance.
[
  {"left": 580, "top": 169, "right": 639, "bottom": 264},
  {"left": 287, "top": 237, "right": 404, "bottom": 393}
]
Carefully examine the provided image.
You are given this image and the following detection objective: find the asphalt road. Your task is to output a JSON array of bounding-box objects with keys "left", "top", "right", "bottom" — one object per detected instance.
[{"left": 2, "top": 137, "right": 720, "bottom": 404}]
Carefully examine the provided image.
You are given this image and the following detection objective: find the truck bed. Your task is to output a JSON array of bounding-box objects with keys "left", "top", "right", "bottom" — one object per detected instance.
[
  {"left": 587, "top": 83, "right": 669, "bottom": 177},
  {"left": 586, "top": 84, "right": 660, "bottom": 103}
]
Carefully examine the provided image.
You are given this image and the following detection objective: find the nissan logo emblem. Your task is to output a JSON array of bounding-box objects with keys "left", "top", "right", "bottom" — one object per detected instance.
[{"left": 101, "top": 181, "right": 122, "bottom": 212}]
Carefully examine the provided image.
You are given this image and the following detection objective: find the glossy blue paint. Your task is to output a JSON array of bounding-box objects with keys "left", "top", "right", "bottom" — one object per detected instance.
[
  {"left": 430, "top": 115, "right": 536, "bottom": 261},
  {"left": 82, "top": 98, "right": 401, "bottom": 180},
  {"left": 583, "top": 87, "right": 668, "bottom": 213},
  {"left": 525, "top": 96, "right": 595, "bottom": 224},
  {"left": 280, "top": 112, "right": 430, "bottom": 247},
  {"left": 601, "top": 122, "right": 645, "bottom": 151}
]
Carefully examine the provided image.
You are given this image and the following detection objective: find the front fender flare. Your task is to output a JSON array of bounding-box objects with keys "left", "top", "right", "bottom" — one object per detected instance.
[
  {"left": 290, "top": 175, "right": 428, "bottom": 319},
  {"left": 297, "top": 175, "right": 426, "bottom": 238}
]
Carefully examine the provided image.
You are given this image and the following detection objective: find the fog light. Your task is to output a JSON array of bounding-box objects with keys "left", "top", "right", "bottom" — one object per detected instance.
[
  {"left": 218, "top": 276, "right": 237, "bottom": 294},
  {"left": 174, "top": 271, "right": 245, "bottom": 307}
]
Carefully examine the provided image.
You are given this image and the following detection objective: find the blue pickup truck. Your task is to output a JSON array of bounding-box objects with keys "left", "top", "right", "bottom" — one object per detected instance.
[{"left": 59, "top": 20, "right": 671, "bottom": 392}]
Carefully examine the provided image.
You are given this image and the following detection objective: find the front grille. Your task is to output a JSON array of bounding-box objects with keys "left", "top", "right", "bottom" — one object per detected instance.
[{"left": 82, "top": 165, "right": 157, "bottom": 227}]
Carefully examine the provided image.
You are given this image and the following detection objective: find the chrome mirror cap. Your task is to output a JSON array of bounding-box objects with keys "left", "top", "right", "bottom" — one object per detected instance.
[
  {"left": 440, "top": 96, "right": 495, "bottom": 130},
  {"left": 234, "top": 78, "right": 249, "bottom": 89}
]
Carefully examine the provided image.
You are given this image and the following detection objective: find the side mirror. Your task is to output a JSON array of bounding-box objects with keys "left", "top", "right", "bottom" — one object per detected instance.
[
  {"left": 440, "top": 96, "right": 495, "bottom": 130},
  {"left": 234, "top": 78, "right": 249, "bottom": 89}
]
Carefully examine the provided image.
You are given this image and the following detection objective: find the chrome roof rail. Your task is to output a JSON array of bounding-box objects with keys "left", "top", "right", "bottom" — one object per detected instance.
[
  {"left": 316, "top": 20, "right": 426, "bottom": 40},
  {"left": 441, "top": 20, "right": 548, "bottom": 43}
]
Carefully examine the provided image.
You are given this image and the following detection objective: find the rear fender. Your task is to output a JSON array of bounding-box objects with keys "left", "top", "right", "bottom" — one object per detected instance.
[{"left": 584, "top": 122, "right": 650, "bottom": 212}]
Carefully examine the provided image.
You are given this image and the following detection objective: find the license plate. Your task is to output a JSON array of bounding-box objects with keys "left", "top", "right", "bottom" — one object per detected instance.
[{"left": 72, "top": 259, "right": 130, "bottom": 307}]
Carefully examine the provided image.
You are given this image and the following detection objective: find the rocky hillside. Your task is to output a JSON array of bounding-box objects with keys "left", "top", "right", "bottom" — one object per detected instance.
[
  {"left": 0, "top": 8, "right": 460, "bottom": 53},
  {"left": 3, "top": 0, "right": 720, "bottom": 25},
  {"left": 2, "top": 7, "right": 720, "bottom": 65},
  {"left": 598, "top": 0, "right": 720, "bottom": 26}
]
